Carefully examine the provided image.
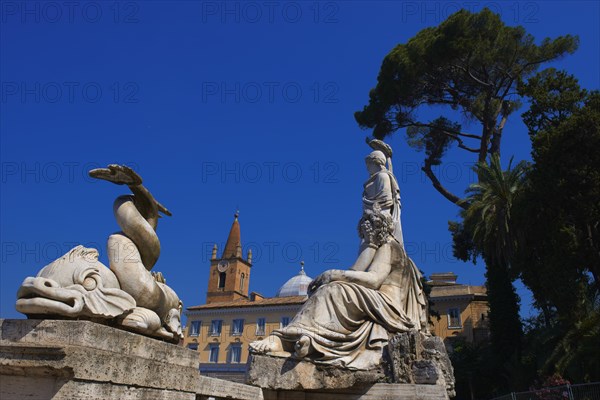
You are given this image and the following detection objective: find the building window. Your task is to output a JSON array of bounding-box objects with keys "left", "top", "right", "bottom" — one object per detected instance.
[
  {"left": 209, "top": 344, "right": 220, "bottom": 363},
  {"left": 189, "top": 321, "right": 201, "bottom": 337},
  {"left": 240, "top": 273, "right": 245, "bottom": 291},
  {"left": 448, "top": 308, "right": 461, "bottom": 329},
  {"left": 210, "top": 320, "right": 222, "bottom": 336},
  {"left": 232, "top": 319, "right": 244, "bottom": 336},
  {"left": 187, "top": 343, "right": 198, "bottom": 351},
  {"left": 256, "top": 318, "right": 266, "bottom": 336},
  {"left": 229, "top": 345, "right": 242, "bottom": 363},
  {"left": 218, "top": 272, "right": 226, "bottom": 289},
  {"left": 280, "top": 317, "right": 290, "bottom": 329}
]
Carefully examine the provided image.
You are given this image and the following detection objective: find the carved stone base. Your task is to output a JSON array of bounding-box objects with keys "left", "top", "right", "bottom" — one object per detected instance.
[
  {"left": 0, "top": 319, "right": 263, "bottom": 400},
  {"left": 385, "top": 331, "right": 455, "bottom": 397},
  {"left": 260, "top": 384, "right": 450, "bottom": 400},
  {"left": 246, "top": 330, "right": 455, "bottom": 399},
  {"left": 246, "top": 353, "right": 386, "bottom": 391}
]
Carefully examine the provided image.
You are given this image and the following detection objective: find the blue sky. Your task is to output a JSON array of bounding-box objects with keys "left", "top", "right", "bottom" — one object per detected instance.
[{"left": 1, "top": 1, "right": 599, "bottom": 321}]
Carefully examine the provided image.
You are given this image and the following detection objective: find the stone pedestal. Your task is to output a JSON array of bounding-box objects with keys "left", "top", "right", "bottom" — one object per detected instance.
[
  {"left": 246, "top": 353, "right": 386, "bottom": 391},
  {"left": 0, "top": 318, "right": 199, "bottom": 399},
  {"left": 385, "top": 331, "right": 455, "bottom": 397},
  {"left": 246, "top": 330, "right": 455, "bottom": 400},
  {"left": 260, "top": 383, "right": 450, "bottom": 400},
  {"left": 0, "top": 319, "right": 263, "bottom": 400}
]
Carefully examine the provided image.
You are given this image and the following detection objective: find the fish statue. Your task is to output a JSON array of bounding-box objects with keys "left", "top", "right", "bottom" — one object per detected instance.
[{"left": 16, "top": 164, "right": 183, "bottom": 343}]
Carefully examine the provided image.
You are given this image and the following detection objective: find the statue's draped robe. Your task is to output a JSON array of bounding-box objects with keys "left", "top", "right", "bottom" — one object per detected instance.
[
  {"left": 273, "top": 165, "right": 427, "bottom": 370},
  {"left": 274, "top": 244, "right": 427, "bottom": 370},
  {"left": 361, "top": 170, "right": 403, "bottom": 247}
]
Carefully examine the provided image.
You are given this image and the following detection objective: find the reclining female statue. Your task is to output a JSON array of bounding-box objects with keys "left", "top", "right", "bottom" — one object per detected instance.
[{"left": 250, "top": 144, "right": 428, "bottom": 370}]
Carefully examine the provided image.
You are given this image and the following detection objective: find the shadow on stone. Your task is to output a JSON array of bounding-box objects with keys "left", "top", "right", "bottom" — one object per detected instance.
[
  {"left": 1, "top": 318, "right": 42, "bottom": 342},
  {"left": 247, "top": 330, "right": 455, "bottom": 399}
]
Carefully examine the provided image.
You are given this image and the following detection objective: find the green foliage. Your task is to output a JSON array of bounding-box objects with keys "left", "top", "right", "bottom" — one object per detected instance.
[
  {"left": 519, "top": 68, "right": 588, "bottom": 134},
  {"left": 450, "top": 155, "right": 527, "bottom": 391},
  {"left": 458, "top": 155, "right": 527, "bottom": 268},
  {"left": 515, "top": 70, "right": 600, "bottom": 304},
  {"left": 485, "top": 257, "right": 523, "bottom": 374},
  {"left": 449, "top": 339, "right": 496, "bottom": 399},
  {"left": 450, "top": 155, "right": 527, "bottom": 268},
  {"left": 450, "top": 74, "right": 600, "bottom": 385},
  {"left": 356, "top": 7, "right": 577, "bottom": 145},
  {"left": 448, "top": 220, "right": 476, "bottom": 263},
  {"left": 546, "top": 300, "right": 600, "bottom": 380},
  {"left": 406, "top": 117, "right": 461, "bottom": 166},
  {"left": 356, "top": 8, "right": 577, "bottom": 206},
  {"left": 355, "top": 6, "right": 597, "bottom": 392},
  {"left": 520, "top": 290, "right": 600, "bottom": 384},
  {"left": 512, "top": 72, "right": 600, "bottom": 383},
  {"left": 421, "top": 275, "right": 441, "bottom": 326}
]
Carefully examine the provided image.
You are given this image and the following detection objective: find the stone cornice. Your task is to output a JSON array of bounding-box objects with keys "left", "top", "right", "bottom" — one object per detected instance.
[{"left": 185, "top": 304, "right": 302, "bottom": 317}]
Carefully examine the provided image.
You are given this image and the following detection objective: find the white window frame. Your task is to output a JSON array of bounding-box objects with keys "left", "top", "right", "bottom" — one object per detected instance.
[
  {"left": 210, "top": 319, "right": 222, "bottom": 336},
  {"left": 280, "top": 317, "right": 290, "bottom": 329},
  {"left": 447, "top": 307, "right": 462, "bottom": 329},
  {"left": 229, "top": 345, "right": 242, "bottom": 363},
  {"left": 256, "top": 317, "right": 266, "bottom": 336},
  {"left": 209, "top": 344, "right": 220, "bottom": 363},
  {"left": 189, "top": 320, "right": 201, "bottom": 337},
  {"left": 232, "top": 319, "right": 244, "bottom": 336}
]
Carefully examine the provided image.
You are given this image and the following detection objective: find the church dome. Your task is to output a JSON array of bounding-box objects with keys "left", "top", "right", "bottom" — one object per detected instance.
[{"left": 276, "top": 263, "right": 313, "bottom": 297}]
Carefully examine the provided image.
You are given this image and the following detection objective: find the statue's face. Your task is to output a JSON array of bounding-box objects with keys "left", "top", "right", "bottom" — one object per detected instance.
[{"left": 365, "top": 159, "right": 382, "bottom": 175}]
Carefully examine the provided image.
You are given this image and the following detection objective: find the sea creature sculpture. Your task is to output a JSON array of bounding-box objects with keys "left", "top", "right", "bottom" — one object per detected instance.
[{"left": 16, "top": 165, "right": 183, "bottom": 343}]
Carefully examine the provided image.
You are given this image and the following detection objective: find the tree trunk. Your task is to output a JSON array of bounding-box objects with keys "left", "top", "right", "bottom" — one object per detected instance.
[{"left": 485, "top": 259, "right": 523, "bottom": 390}]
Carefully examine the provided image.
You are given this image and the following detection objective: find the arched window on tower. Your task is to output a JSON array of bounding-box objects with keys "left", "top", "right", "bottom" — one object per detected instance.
[
  {"left": 218, "top": 272, "right": 226, "bottom": 289},
  {"left": 240, "top": 273, "right": 245, "bottom": 292}
]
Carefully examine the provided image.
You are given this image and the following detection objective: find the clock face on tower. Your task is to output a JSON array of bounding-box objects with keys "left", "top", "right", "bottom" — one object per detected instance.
[{"left": 217, "top": 260, "right": 230, "bottom": 272}]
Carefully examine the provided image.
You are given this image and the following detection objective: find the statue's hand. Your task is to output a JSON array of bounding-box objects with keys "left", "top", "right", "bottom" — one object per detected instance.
[{"left": 307, "top": 270, "right": 342, "bottom": 296}]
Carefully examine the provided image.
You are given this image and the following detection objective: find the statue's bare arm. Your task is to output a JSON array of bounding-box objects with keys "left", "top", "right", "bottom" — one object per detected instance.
[
  {"left": 308, "top": 243, "right": 392, "bottom": 293},
  {"left": 349, "top": 246, "right": 376, "bottom": 271}
]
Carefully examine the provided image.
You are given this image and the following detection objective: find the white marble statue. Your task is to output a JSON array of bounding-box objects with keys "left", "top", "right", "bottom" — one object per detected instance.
[
  {"left": 249, "top": 141, "right": 428, "bottom": 370},
  {"left": 16, "top": 165, "right": 183, "bottom": 343}
]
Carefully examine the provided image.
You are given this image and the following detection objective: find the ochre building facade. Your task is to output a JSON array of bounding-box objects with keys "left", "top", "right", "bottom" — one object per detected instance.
[
  {"left": 428, "top": 272, "right": 490, "bottom": 345},
  {"left": 183, "top": 216, "right": 489, "bottom": 381},
  {"left": 183, "top": 214, "right": 312, "bottom": 382}
]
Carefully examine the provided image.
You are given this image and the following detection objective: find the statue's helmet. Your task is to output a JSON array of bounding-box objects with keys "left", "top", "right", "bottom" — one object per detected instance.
[{"left": 365, "top": 150, "right": 386, "bottom": 166}]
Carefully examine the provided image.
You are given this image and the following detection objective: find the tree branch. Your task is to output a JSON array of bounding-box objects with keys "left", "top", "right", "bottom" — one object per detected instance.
[
  {"left": 499, "top": 78, "right": 516, "bottom": 101},
  {"left": 422, "top": 162, "right": 466, "bottom": 208},
  {"left": 521, "top": 56, "right": 559, "bottom": 71},
  {"left": 401, "top": 122, "right": 482, "bottom": 139},
  {"left": 451, "top": 64, "right": 493, "bottom": 88},
  {"left": 452, "top": 134, "right": 481, "bottom": 153}
]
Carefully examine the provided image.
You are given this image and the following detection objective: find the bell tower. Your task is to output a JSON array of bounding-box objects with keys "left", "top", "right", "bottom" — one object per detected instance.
[{"left": 206, "top": 212, "right": 252, "bottom": 304}]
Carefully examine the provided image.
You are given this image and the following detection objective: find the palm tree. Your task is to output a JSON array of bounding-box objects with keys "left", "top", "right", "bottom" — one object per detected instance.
[
  {"left": 461, "top": 154, "right": 527, "bottom": 267},
  {"left": 458, "top": 154, "right": 528, "bottom": 390}
]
